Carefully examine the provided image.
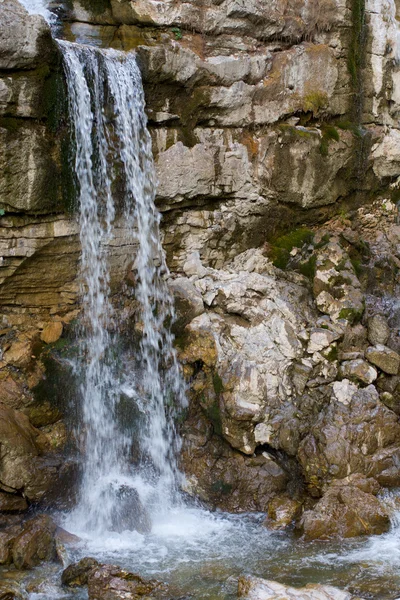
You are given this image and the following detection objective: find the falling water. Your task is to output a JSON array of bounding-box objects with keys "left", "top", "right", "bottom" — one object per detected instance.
[{"left": 59, "top": 40, "right": 186, "bottom": 534}]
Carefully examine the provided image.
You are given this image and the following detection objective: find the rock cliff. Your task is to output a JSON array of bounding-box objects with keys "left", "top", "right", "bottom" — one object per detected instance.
[{"left": 2, "top": 0, "right": 400, "bottom": 538}]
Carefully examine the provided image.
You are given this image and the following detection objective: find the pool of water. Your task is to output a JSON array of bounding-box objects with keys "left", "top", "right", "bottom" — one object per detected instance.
[{"left": 6, "top": 492, "right": 400, "bottom": 600}]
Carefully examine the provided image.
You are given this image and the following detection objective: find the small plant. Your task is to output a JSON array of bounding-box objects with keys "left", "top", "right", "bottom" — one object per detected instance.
[
  {"left": 171, "top": 27, "right": 183, "bottom": 40},
  {"left": 303, "top": 91, "right": 328, "bottom": 116}
]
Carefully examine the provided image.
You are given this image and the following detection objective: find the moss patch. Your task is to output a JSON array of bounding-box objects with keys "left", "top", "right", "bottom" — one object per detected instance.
[{"left": 269, "top": 228, "right": 314, "bottom": 270}]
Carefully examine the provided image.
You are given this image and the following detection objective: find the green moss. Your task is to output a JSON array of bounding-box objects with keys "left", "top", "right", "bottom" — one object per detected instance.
[
  {"left": 314, "top": 234, "right": 330, "bottom": 249},
  {"left": 211, "top": 480, "right": 233, "bottom": 495},
  {"left": 206, "top": 399, "right": 223, "bottom": 437},
  {"left": 350, "top": 257, "right": 363, "bottom": 277},
  {"left": 268, "top": 228, "right": 314, "bottom": 271},
  {"left": 338, "top": 306, "right": 364, "bottom": 324},
  {"left": 303, "top": 91, "right": 329, "bottom": 116},
  {"left": 212, "top": 372, "right": 224, "bottom": 395},
  {"left": 319, "top": 125, "right": 340, "bottom": 156},
  {"left": 299, "top": 254, "right": 317, "bottom": 279},
  {"left": 323, "top": 344, "right": 338, "bottom": 362}
]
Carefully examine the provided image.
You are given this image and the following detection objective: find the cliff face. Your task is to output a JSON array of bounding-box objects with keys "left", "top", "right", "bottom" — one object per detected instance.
[{"left": 2, "top": 0, "right": 400, "bottom": 534}]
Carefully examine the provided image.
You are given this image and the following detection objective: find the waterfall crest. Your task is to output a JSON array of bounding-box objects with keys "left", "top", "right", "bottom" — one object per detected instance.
[{"left": 59, "top": 40, "right": 186, "bottom": 534}]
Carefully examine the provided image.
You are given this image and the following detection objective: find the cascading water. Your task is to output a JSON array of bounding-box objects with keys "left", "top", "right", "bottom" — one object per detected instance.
[{"left": 59, "top": 40, "right": 186, "bottom": 535}]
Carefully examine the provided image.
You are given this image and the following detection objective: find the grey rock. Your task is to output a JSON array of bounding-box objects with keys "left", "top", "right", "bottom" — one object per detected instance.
[
  {"left": 0, "top": 0, "right": 53, "bottom": 70},
  {"left": 368, "top": 314, "right": 390, "bottom": 346},
  {"left": 365, "top": 344, "right": 400, "bottom": 375},
  {"left": 339, "top": 359, "right": 378, "bottom": 385}
]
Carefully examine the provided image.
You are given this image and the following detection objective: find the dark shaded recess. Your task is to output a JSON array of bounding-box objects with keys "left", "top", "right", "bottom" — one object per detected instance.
[{"left": 255, "top": 444, "right": 307, "bottom": 500}]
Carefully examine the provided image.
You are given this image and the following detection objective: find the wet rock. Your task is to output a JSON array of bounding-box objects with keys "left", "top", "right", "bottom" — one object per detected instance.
[
  {"left": 87, "top": 564, "right": 167, "bottom": 599},
  {"left": 169, "top": 277, "right": 204, "bottom": 335},
  {"left": 298, "top": 385, "right": 400, "bottom": 493},
  {"left": 238, "top": 575, "right": 361, "bottom": 599},
  {"left": 0, "top": 404, "right": 56, "bottom": 502},
  {"left": 12, "top": 514, "right": 57, "bottom": 569},
  {"left": 264, "top": 496, "right": 302, "bottom": 530},
  {"left": 298, "top": 485, "right": 389, "bottom": 540},
  {"left": 62, "top": 557, "right": 101, "bottom": 587},
  {"left": 365, "top": 345, "right": 400, "bottom": 375},
  {"left": 22, "top": 401, "right": 62, "bottom": 428},
  {"left": 368, "top": 314, "right": 390, "bottom": 346},
  {"left": 339, "top": 359, "right": 378, "bottom": 385},
  {"left": 0, "top": 493, "right": 27, "bottom": 513},
  {"left": 109, "top": 486, "right": 151, "bottom": 534},
  {"left": 0, "top": 580, "right": 26, "bottom": 600},
  {"left": 40, "top": 322, "right": 63, "bottom": 344},
  {"left": 0, "top": 524, "right": 22, "bottom": 565}
]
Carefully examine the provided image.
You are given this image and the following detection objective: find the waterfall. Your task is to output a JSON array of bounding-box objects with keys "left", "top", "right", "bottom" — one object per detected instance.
[{"left": 59, "top": 40, "right": 186, "bottom": 534}]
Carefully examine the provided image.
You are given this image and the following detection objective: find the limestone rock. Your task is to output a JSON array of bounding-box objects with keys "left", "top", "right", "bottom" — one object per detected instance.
[
  {"left": 238, "top": 576, "right": 362, "bottom": 599},
  {"left": 298, "top": 385, "right": 400, "bottom": 493},
  {"left": 169, "top": 277, "right": 204, "bottom": 335},
  {"left": 87, "top": 565, "right": 167, "bottom": 599},
  {"left": 368, "top": 314, "right": 390, "bottom": 346},
  {"left": 339, "top": 359, "right": 378, "bottom": 385},
  {"left": 0, "top": 404, "right": 56, "bottom": 501},
  {"left": 307, "top": 328, "right": 342, "bottom": 354},
  {"left": 298, "top": 486, "right": 390, "bottom": 540},
  {"left": 3, "top": 340, "right": 32, "bottom": 368},
  {"left": 365, "top": 344, "right": 400, "bottom": 375},
  {"left": 40, "top": 322, "right": 63, "bottom": 344},
  {"left": 0, "top": 0, "right": 53, "bottom": 70},
  {"left": 332, "top": 379, "right": 358, "bottom": 405},
  {"left": 62, "top": 557, "right": 101, "bottom": 587},
  {"left": 265, "top": 496, "right": 302, "bottom": 530},
  {"left": 12, "top": 514, "right": 57, "bottom": 569}
]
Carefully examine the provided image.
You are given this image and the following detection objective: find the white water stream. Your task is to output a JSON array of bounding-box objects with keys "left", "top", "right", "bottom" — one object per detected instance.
[{"left": 58, "top": 41, "right": 186, "bottom": 535}]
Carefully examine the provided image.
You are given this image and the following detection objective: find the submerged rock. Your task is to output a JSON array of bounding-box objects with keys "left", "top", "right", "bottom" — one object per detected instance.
[{"left": 238, "top": 576, "right": 363, "bottom": 599}]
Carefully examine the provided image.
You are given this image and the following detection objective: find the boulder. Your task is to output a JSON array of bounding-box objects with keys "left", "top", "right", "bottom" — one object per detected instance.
[
  {"left": 238, "top": 576, "right": 362, "bottom": 599},
  {"left": 264, "top": 496, "right": 302, "bottom": 530},
  {"left": 62, "top": 557, "right": 101, "bottom": 587},
  {"left": 298, "top": 385, "right": 400, "bottom": 493},
  {"left": 0, "top": 581, "right": 26, "bottom": 600},
  {"left": 40, "top": 322, "right": 63, "bottom": 344},
  {"left": 12, "top": 514, "right": 57, "bottom": 569},
  {"left": 368, "top": 315, "right": 390, "bottom": 346},
  {"left": 87, "top": 565, "right": 167, "bottom": 600},
  {"left": 365, "top": 344, "right": 400, "bottom": 375},
  {"left": 0, "top": 524, "right": 22, "bottom": 565},
  {"left": 339, "top": 359, "right": 378, "bottom": 385},
  {"left": 0, "top": 0, "right": 53, "bottom": 70},
  {"left": 298, "top": 485, "right": 389, "bottom": 540}
]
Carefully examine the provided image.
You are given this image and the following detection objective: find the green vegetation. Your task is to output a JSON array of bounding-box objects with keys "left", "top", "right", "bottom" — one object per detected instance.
[
  {"left": 268, "top": 228, "right": 314, "bottom": 270},
  {"left": 320, "top": 125, "right": 340, "bottom": 156},
  {"left": 303, "top": 91, "right": 329, "bottom": 116},
  {"left": 171, "top": 27, "right": 183, "bottom": 40},
  {"left": 299, "top": 254, "right": 317, "bottom": 279}
]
